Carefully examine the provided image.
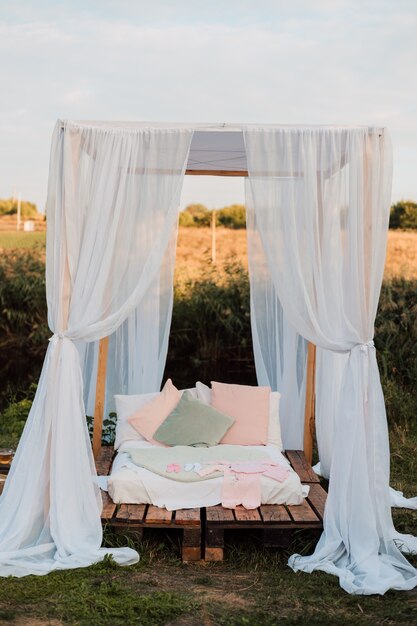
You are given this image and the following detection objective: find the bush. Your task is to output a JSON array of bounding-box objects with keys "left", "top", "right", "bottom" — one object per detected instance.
[
  {"left": 0, "top": 197, "right": 38, "bottom": 218},
  {"left": 179, "top": 204, "right": 211, "bottom": 227},
  {"left": 179, "top": 204, "right": 247, "bottom": 229},
  {"left": 374, "top": 279, "right": 417, "bottom": 390},
  {"left": 389, "top": 201, "right": 417, "bottom": 229},
  {"left": 0, "top": 249, "right": 49, "bottom": 409},
  {"left": 217, "top": 204, "right": 246, "bottom": 229},
  {"left": 0, "top": 384, "right": 37, "bottom": 447},
  {"left": 164, "top": 261, "right": 256, "bottom": 389}
]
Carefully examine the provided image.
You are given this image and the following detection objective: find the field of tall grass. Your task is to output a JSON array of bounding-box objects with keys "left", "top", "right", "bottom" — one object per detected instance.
[{"left": 175, "top": 227, "right": 417, "bottom": 282}]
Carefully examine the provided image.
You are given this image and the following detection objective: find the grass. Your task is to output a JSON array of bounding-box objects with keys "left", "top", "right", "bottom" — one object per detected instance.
[
  {"left": 0, "top": 515, "right": 416, "bottom": 626},
  {"left": 0, "top": 231, "right": 46, "bottom": 249}
]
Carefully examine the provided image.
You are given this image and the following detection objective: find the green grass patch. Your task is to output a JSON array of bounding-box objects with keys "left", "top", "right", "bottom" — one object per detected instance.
[
  {"left": 0, "top": 231, "right": 46, "bottom": 249},
  {"left": 0, "top": 535, "right": 416, "bottom": 626}
]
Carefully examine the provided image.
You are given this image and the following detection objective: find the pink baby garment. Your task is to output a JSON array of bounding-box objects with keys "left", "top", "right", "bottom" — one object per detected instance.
[
  {"left": 197, "top": 464, "right": 262, "bottom": 509},
  {"left": 221, "top": 469, "right": 262, "bottom": 510},
  {"left": 197, "top": 460, "right": 290, "bottom": 509}
]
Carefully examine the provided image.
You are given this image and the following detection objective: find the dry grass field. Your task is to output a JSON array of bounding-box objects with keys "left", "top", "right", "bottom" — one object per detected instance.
[
  {"left": 175, "top": 227, "right": 417, "bottom": 283},
  {"left": 0, "top": 225, "right": 415, "bottom": 282}
]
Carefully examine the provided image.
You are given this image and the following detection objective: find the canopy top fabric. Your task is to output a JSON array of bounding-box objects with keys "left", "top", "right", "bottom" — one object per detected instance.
[{"left": 60, "top": 120, "right": 385, "bottom": 173}]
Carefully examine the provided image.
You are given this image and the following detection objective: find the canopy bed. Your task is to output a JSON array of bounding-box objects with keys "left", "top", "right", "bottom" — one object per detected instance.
[{"left": 0, "top": 121, "right": 415, "bottom": 596}]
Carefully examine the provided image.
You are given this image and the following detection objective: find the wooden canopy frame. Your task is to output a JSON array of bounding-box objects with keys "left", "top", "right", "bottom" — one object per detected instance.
[{"left": 91, "top": 169, "right": 317, "bottom": 464}]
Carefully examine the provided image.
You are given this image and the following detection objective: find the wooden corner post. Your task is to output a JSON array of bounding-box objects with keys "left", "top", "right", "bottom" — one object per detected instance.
[
  {"left": 303, "top": 342, "right": 316, "bottom": 466},
  {"left": 93, "top": 336, "right": 110, "bottom": 460}
]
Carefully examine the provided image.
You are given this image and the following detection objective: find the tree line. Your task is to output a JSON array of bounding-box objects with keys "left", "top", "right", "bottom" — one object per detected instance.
[
  {"left": 180, "top": 201, "right": 417, "bottom": 229},
  {"left": 0, "top": 198, "right": 38, "bottom": 219}
]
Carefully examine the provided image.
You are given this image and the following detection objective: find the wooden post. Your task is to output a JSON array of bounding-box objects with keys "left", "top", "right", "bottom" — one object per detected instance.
[
  {"left": 93, "top": 336, "right": 110, "bottom": 460},
  {"left": 211, "top": 209, "right": 216, "bottom": 264},
  {"left": 17, "top": 193, "right": 21, "bottom": 231},
  {"left": 303, "top": 342, "right": 316, "bottom": 465}
]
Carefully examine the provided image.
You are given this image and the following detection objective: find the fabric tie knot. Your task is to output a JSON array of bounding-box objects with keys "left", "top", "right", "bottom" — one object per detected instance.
[
  {"left": 359, "top": 340, "right": 374, "bottom": 353},
  {"left": 351, "top": 341, "right": 375, "bottom": 403},
  {"left": 351, "top": 340, "right": 375, "bottom": 353},
  {"left": 49, "top": 332, "right": 66, "bottom": 342}
]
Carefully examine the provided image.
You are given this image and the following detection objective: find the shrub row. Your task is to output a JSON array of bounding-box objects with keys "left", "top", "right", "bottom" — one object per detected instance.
[{"left": 179, "top": 204, "right": 246, "bottom": 229}]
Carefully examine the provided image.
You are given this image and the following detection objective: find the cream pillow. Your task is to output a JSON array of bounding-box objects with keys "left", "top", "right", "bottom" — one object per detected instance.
[
  {"left": 196, "top": 381, "right": 282, "bottom": 450},
  {"left": 114, "top": 385, "right": 197, "bottom": 450},
  {"left": 114, "top": 391, "right": 158, "bottom": 449}
]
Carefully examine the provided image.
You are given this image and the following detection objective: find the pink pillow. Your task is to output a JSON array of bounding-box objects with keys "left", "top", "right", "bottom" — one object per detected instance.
[
  {"left": 127, "top": 379, "right": 181, "bottom": 445},
  {"left": 210, "top": 381, "right": 270, "bottom": 445}
]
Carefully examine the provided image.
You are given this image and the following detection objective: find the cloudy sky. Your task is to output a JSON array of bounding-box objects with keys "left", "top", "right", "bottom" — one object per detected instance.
[{"left": 1, "top": 0, "right": 416, "bottom": 211}]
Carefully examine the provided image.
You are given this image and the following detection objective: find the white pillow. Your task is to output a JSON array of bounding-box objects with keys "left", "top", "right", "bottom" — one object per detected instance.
[
  {"left": 196, "top": 381, "right": 282, "bottom": 450},
  {"left": 114, "top": 387, "right": 198, "bottom": 450}
]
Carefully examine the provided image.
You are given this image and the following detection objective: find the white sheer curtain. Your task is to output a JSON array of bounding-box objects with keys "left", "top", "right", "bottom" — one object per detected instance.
[
  {"left": 81, "top": 222, "right": 178, "bottom": 416},
  {"left": 314, "top": 350, "right": 417, "bottom": 509},
  {"left": 246, "top": 188, "right": 308, "bottom": 449},
  {"left": 0, "top": 121, "right": 192, "bottom": 576},
  {"left": 244, "top": 126, "right": 417, "bottom": 595}
]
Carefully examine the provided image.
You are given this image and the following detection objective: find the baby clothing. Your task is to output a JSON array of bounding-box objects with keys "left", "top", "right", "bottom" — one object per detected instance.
[
  {"left": 222, "top": 469, "right": 262, "bottom": 509},
  {"left": 197, "top": 461, "right": 289, "bottom": 509}
]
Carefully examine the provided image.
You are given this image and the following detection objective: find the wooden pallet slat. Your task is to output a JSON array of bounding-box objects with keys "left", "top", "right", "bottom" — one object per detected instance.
[
  {"left": 307, "top": 483, "right": 327, "bottom": 520},
  {"left": 286, "top": 499, "right": 320, "bottom": 524},
  {"left": 206, "top": 505, "right": 235, "bottom": 524},
  {"left": 101, "top": 492, "right": 117, "bottom": 519},
  {"left": 259, "top": 504, "right": 292, "bottom": 524},
  {"left": 234, "top": 506, "right": 262, "bottom": 523},
  {"left": 175, "top": 508, "right": 201, "bottom": 526},
  {"left": 285, "top": 450, "right": 320, "bottom": 483},
  {"left": 146, "top": 505, "right": 173, "bottom": 524},
  {"left": 115, "top": 503, "right": 146, "bottom": 522}
]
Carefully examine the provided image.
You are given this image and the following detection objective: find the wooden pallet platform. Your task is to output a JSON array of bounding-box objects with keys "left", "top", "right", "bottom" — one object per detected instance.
[{"left": 97, "top": 447, "right": 327, "bottom": 562}]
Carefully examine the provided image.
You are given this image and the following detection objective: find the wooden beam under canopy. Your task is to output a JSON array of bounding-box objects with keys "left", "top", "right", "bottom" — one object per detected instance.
[{"left": 185, "top": 169, "right": 248, "bottom": 177}]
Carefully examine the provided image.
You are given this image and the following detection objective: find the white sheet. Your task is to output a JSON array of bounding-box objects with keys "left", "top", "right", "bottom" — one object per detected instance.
[{"left": 107, "top": 440, "right": 309, "bottom": 511}]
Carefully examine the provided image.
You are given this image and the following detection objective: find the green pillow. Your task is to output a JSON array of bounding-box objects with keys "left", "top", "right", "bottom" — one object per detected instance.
[{"left": 153, "top": 391, "right": 235, "bottom": 447}]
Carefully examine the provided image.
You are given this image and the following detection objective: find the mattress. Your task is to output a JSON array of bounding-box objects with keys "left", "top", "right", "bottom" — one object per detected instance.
[{"left": 107, "top": 440, "right": 309, "bottom": 511}]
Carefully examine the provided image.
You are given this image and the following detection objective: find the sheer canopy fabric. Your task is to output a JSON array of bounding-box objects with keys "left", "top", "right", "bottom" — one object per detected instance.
[
  {"left": 246, "top": 189, "right": 308, "bottom": 449},
  {"left": 0, "top": 121, "right": 193, "bottom": 576},
  {"left": 314, "top": 349, "right": 417, "bottom": 511},
  {"left": 80, "top": 223, "right": 178, "bottom": 416},
  {"left": 244, "top": 126, "right": 417, "bottom": 595}
]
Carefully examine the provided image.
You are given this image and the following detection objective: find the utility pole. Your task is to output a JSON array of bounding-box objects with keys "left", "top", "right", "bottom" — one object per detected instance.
[
  {"left": 17, "top": 193, "right": 21, "bottom": 231},
  {"left": 211, "top": 208, "right": 216, "bottom": 264}
]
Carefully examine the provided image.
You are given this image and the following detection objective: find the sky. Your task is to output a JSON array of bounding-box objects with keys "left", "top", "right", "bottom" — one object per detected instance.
[{"left": 1, "top": 0, "right": 416, "bottom": 212}]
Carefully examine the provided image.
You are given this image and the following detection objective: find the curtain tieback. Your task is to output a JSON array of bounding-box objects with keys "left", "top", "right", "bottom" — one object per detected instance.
[
  {"left": 49, "top": 332, "right": 68, "bottom": 342},
  {"left": 351, "top": 341, "right": 375, "bottom": 402},
  {"left": 357, "top": 340, "right": 375, "bottom": 353}
]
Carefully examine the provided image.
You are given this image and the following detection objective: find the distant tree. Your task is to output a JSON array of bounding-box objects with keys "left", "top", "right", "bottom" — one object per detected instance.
[
  {"left": 389, "top": 201, "right": 417, "bottom": 229},
  {"left": 179, "top": 204, "right": 211, "bottom": 227},
  {"left": 217, "top": 204, "right": 246, "bottom": 229},
  {"left": 0, "top": 197, "right": 38, "bottom": 219}
]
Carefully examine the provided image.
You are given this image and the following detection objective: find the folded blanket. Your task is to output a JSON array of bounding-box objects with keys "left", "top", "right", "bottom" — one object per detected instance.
[{"left": 125, "top": 445, "right": 271, "bottom": 482}]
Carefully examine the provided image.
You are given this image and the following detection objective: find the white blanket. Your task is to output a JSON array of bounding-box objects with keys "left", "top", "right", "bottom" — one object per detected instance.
[{"left": 107, "top": 441, "right": 309, "bottom": 511}]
